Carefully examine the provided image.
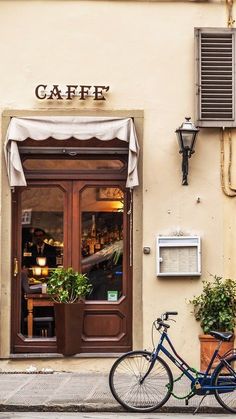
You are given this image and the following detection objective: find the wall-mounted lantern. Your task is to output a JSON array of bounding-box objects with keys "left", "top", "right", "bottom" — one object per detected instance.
[{"left": 175, "top": 117, "right": 199, "bottom": 185}]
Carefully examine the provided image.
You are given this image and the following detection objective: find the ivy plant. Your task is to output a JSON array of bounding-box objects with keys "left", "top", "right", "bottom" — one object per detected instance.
[
  {"left": 47, "top": 267, "right": 92, "bottom": 303},
  {"left": 189, "top": 275, "right": 236, "bottom": 334}
]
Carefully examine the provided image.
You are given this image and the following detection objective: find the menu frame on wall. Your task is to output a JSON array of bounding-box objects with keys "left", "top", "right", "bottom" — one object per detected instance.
[{"left": 156, "top": 236, "right": 201, "bottom": 277}]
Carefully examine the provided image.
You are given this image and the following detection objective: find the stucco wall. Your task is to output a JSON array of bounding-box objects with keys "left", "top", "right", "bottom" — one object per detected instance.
[{"left": 0, "top": 0, "right": 233, "bottom": 368}]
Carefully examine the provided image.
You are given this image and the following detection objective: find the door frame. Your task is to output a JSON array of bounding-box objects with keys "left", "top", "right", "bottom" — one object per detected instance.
[
  {"left": 11, "top": 179, "right": 132, "bottom": 354},
  {"left": 1, "top": 109, "right": 143, "bottom": 358}
]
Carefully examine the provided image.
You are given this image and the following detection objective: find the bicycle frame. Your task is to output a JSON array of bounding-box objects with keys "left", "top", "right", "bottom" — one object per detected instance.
[
  {"left": 152, "top": 329, "right": 236, "bottom": 394},
  {"left": 109, "top": 314, "right": 236, "bottom": 415}
]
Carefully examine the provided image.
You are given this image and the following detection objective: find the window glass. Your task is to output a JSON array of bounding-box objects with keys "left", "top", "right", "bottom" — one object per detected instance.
[
  {"left": 81, "top": 187, "right": 124, "bottom": 301},
  {"left": 23, "top": 159, "right": 125, "bottom": 171},
  {"left": 21, "top": 187, "right": 64, "bottom": 338}
]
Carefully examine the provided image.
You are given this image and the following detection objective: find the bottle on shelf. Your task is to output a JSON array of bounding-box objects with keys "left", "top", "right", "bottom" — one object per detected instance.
[
  {"left": 114, "top": 225, "right": 120, "bottom": 241},
  {"left": 91, "top": 215, "right": 96, "bottom": 238},
  {"left": 94, "top": 236, "right": 101, "bottom": 253},
  {"left": 23, "top": 242, "right": 32, "bottom": 257},
  {"left": 100, "top": 231, "right": 105, "bottom": 247}
]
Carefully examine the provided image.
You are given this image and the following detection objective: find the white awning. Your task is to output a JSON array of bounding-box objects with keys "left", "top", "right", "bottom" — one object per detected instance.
[{"left": 5, "top": 116, "right": 140, "bottom": 188}]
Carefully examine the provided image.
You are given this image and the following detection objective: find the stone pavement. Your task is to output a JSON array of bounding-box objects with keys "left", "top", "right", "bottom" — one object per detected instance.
[{"left": 0, "top": 371, "right": 226, "bottom": 413}]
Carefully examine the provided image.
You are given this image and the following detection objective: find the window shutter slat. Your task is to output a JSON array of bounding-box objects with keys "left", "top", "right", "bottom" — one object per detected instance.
[{"left": 195, "top": 28, "right": 235, "bottom": 127}]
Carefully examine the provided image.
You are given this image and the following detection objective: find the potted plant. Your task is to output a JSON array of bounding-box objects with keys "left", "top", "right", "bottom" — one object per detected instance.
[
  {"left": 189, "top": 275, "right": 236, "bottom": 371},
  {"left": 47, "top": 267, "right": 92, "bottom": 356}
]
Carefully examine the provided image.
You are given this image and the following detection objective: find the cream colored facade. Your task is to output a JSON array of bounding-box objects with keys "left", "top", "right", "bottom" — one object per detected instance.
[{"left": 0, "top": 0, "right": 235, "bottom": 371}]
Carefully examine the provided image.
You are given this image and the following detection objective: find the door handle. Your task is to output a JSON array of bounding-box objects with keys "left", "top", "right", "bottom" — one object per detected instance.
[{"left": 13, "top": 257, "right": 19, "bottom": 277}]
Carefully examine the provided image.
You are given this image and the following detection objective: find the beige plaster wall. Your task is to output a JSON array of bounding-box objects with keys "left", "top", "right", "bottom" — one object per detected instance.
[{"left": 0, "top": 0, "right": 233, "bottom": 369}]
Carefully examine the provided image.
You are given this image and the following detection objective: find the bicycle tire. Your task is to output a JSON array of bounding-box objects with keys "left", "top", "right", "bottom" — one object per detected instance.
[
  {"left": 213, "top": 354, "right": 236, "bottom": 413},
  {"left": 109, "top": 350, "right": 173, "bottom": 412}
]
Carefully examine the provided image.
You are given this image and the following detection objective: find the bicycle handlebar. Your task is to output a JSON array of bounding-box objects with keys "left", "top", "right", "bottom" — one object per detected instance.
[
  {"left": 166, "top": 311, "right": 178, "bottom": 316},
  {"left": 155, "top": 311, "right": 178, "bottom": 331},
  {"left": 162, "top": 311, "right": 178, "bottom": 321}
]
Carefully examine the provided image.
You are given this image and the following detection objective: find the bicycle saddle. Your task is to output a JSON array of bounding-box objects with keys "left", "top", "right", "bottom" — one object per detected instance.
[{"left": 210, "top": 331, "right": 233, "bottom": 341}]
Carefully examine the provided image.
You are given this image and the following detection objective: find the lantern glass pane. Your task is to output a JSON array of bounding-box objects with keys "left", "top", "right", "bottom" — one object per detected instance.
[
  {"left": 182, "top": 132, "right": 194, "bottom": 149},
  {"left": 191, "top": 133, "right": 197, "bottom": 152},
  {"left": 177, "top": 133, "right": 183, "bottom": 151}
]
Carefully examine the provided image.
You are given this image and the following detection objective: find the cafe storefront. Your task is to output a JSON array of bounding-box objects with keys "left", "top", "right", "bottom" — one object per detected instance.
[
  {"left": 1, "top": 0, "right": 234, "bottom": 370},
  {"left": 2, "top": 111, "right": 143, "bottom": 355}
]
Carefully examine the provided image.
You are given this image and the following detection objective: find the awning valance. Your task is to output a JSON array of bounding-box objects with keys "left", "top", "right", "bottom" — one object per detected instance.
[{"left": 5, "top": 116, "right": 140, "bottom": 188}]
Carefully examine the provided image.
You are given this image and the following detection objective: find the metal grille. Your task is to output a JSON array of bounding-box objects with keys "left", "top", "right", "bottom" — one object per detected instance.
[{"left": 200, "top": 32, "right": 234, "bottom": 121}]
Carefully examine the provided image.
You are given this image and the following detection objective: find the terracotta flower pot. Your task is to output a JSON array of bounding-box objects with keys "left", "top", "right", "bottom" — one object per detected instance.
[
  {"left": 54, "top": 301, "right": 85, "bottom": 356},
  {"left": 199, "top": 334, "right": 235, "bottom": 372}
]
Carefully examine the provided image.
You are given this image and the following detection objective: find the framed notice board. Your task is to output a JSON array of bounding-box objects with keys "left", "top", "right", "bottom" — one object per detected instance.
[{"left": 156, "top": 236, "right": 201, "bottom": 277}]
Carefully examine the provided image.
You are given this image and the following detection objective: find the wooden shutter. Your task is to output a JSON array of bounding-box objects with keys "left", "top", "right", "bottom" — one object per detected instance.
[{"left": 195, "top": 28, "right": 235, "bottom": 127}]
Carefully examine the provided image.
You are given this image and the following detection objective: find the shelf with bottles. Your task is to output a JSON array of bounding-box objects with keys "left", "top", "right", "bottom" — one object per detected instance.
[{"left": 81, "top": 212, "right": 123, "bottom": 257}]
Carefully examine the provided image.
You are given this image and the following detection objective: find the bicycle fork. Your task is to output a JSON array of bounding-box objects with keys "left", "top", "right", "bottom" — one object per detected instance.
[{"left": 139, "top": 353, "right": 156, "bottom": 385}]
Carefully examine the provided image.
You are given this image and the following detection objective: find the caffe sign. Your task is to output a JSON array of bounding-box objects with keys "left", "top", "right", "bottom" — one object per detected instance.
[{"left": 35, "top": 84, "right": 110, "bottom": 101}]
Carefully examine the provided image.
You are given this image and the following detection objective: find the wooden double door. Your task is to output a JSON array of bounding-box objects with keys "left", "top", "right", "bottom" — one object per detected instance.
[{"left": 11, "top": 179, "right": 132, "bottom": 353}]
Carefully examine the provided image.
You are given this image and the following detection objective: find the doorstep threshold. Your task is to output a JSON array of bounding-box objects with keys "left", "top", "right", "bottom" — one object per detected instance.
[{"left": 8, "top": 353, "right": 123, "bottom": 359}]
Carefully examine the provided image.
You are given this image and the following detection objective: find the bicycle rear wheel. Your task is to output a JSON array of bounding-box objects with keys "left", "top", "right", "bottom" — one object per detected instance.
[
  {"left": 109, "top": 350, "right": 173, "bottom": 412},
  {"left": 214, "top": 354, "right": 236, "bottom": 413}
]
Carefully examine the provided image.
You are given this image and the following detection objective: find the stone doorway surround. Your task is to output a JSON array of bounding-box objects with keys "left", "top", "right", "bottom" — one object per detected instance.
[{"left": 0, "top": 108, "right": 143, "bottom": 359}]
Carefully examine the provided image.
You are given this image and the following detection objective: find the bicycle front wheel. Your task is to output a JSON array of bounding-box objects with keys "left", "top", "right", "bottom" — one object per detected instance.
[
  {"left": 109, "top": 350, "right": 173, "bottom": 412},
  {"left": 214, "top": 354, "right": 236, "bottom": 413}
]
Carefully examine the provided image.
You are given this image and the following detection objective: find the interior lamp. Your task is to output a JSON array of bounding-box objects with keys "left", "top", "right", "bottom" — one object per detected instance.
[{"left": 36, "top": 257, "right": 47, "bottom": 267}]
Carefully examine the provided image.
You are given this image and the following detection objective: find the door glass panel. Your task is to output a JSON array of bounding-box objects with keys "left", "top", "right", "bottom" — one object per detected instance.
[
  {"left": 81, "top": 187, "right": 124, "bottom": 301},
  {"left": 21, "top": 186, "right": 64, "bottom": 338}
]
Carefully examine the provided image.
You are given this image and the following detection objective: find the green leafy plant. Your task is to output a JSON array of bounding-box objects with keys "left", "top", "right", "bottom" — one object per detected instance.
[
  {"left": 189, "top": 275, "right": 236, "bottom": 334},
  {"left": 47, "top": 267, "right": 92, "bottom": 303}
]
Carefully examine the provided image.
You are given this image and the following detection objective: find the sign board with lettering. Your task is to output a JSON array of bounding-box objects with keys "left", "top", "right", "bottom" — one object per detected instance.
[
  {"left": 35, "top": 84, "right": 110, "bottom": 101},
  {"left": 156, "top": 236, "right": 201, "bottom": 276}
]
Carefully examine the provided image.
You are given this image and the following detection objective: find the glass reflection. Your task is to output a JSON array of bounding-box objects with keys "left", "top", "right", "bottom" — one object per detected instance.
[{"left": 81, "top": 187, "right": 124, "bottom": 301}]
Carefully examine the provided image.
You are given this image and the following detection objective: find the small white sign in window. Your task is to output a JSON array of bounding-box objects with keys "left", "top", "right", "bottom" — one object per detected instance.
[
  {"left": 107, "top": 290, "right": 118, "bottom": 301},
  {"left": 21, "top": 209, "right": 32, "bottom": 225}
]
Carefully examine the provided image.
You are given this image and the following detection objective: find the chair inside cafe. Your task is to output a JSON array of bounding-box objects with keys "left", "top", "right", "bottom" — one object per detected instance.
[{"left": 21, "top": 271, "right": 55, "bottom": 338}]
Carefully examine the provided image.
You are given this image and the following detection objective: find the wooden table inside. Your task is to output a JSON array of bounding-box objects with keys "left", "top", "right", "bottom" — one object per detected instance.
[{"left": 25, "top": 293, "right": 54, "bottom": 338}]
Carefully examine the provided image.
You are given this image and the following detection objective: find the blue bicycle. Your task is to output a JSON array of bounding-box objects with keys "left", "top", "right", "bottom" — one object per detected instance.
[{"left": 109, "top": 311, "right": 236, "bottom": 413}]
